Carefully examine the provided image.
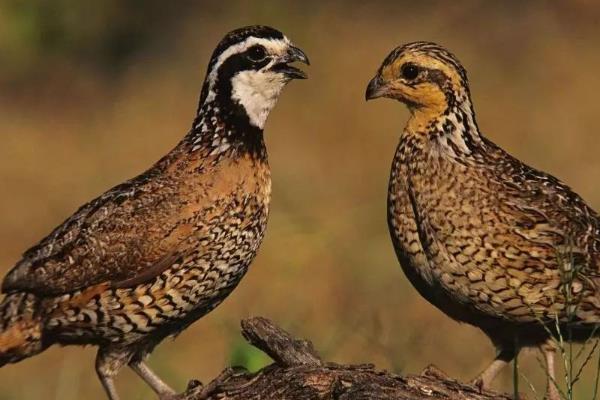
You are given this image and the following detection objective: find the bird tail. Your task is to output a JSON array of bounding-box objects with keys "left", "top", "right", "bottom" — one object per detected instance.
[{"left": 0, "top": 292, "right": 46, "bottom": 367}]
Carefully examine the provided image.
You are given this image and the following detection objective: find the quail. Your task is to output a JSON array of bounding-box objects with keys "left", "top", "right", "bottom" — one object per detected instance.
[
  {"left": 367, "top": 41, "right": 599, "bottom": 399},
  {"left": 0, "top": 25, "right": 308, "bottom": 400}
]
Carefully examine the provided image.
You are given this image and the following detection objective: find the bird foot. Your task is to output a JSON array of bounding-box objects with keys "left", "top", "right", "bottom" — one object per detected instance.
[
  {"left": 188, "top": 367, "right": 237, "bottom": 400},
  {"left": 420, "top": 364, "right": 451, "bottom": 380},
  {"left": 201, "top": 368, "right": 236, "bottom": 396},
  {"left": 156, "top": 379, "right": 205, "bottom": 400},
  {"left": 470, "top": 377, "right": 485, "bottom": 393},
  {"left": 186, "top": 379, "right": 203, "bottom": 391},
  {"left": 158, "top": 393, "right": 183, "bottom": 400},
  {"left": 545, "top": 385, "right": 561, "bottom": 400}
]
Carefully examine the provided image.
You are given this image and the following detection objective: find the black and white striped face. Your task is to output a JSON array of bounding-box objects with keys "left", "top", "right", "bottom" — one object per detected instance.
[{"left": 201, "top": 26, "right": 309, "bottom": 130}]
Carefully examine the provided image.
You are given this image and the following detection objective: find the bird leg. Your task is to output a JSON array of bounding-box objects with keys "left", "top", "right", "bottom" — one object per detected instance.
[
  {"left": 540, "top": 341, "right": 560, "bottom": 400},
  {"left": 97, "top": 373, "right": 120, "bottom": 400},
  {"left": 96, "top": 347, "right": 131, "bottom": 400},
  {"left": 130, "top": 360, "right": 177, "bottom": 399},
  {"left": 472, "top": 346, "right": 517, "bottom": 391}
]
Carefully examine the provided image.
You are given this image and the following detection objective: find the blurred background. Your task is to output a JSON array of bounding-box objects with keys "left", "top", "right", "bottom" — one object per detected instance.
[{"left": 1, "top": 0, "right": 600, "bottom": 398}]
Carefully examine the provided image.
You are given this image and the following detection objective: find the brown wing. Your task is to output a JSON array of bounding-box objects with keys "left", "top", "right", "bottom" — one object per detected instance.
[
  {"left": 2, "top": 170, "right": 196, "bottom": 296},
  {"left": 494, "top": 147, "right": 600, "bottom": 274},
  {"left": 477, "top": 162, "right": 600, "bottom": 322},
  {"left": 464, "top": 141, "right": 600, "bottom": 284},
  {"left": 412, "top": 142, "right": 600, "bottom": 323}
]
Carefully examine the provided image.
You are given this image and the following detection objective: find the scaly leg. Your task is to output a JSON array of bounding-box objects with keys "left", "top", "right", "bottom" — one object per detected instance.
[
  {"left": 541, "top": 341, "right": 560, "bottom": 400},
  {"left": 96, "top": 347, "right": 131, "bottom": 400},
  {"left": 130, "top": 360, "right": 177, "bottom": 399},
  {"left": 472, "top": 346, "right": 517, "bottom": 391}
]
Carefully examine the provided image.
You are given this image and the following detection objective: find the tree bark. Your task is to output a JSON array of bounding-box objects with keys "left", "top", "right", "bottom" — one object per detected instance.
[{"left": 178, "top": 317, "right": 512, "bottom": 400}]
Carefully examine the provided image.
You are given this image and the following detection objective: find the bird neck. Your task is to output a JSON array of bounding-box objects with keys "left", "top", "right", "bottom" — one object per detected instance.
[
  {"left": 405, "top": 95, "right": 484, "bottom": 158},
  {"left": 184, "top": 98, "right": 267, "bottom": 159}
]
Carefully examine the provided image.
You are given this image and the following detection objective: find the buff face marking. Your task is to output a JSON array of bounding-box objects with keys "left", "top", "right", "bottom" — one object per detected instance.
[{"left": 368, "top": 41, "right": 600, "bottom": 400}]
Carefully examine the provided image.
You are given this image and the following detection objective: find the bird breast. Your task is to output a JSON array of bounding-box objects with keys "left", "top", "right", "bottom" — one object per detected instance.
[{"left": 171, "top": 153, "right": 272, "bottom": 246}]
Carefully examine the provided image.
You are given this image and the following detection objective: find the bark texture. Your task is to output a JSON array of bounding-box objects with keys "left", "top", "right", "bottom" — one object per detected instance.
[{"left": 178, "top": 317, "right": 511, "bottom": 400}]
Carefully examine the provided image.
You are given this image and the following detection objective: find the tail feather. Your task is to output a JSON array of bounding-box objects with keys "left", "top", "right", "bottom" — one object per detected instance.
[{"left": 0, "top": 293, "right": 45, "bottom": 366}]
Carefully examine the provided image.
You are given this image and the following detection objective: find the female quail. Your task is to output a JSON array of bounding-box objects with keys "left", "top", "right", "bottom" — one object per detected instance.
[{"left": 367, "top": 41, "right": 599, "bottom": 399}]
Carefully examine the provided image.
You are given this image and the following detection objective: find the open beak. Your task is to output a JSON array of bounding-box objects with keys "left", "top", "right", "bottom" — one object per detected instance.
[
  {"left": 271, "top": 45, "right": 310, "bottom": 80},
  {"left": 365, "top": 75, "right": 386, "bottom": 101}
]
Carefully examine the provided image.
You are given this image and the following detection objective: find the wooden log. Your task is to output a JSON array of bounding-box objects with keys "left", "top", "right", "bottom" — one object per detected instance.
[{"left": 178, "top": 317, "right": 512, "bottom": 400}]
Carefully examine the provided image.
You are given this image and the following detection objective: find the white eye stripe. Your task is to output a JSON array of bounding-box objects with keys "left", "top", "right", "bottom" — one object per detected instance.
[{"left": 206, "top": 37, "right": 290, "bottom": 87}]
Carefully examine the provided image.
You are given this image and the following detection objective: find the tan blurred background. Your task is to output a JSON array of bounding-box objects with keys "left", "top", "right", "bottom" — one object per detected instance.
[{"left": 1, "top": 0, "right": 600, "bottom": 398}]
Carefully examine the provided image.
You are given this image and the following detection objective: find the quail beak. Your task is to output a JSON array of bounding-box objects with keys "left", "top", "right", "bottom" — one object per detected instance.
[
  {"left": 365, "top": 75, "right": 387, "bottom": 101},
  {"left": 270, "top": 45, "right": 310, "bottom": 80}
]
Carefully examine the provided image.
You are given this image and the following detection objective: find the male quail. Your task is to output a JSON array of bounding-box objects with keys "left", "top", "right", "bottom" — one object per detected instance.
[{"left": 0, "top": 25, "right": 308, "bottom": 400}]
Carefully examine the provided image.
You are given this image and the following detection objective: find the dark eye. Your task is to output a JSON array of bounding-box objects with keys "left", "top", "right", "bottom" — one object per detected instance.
[
  {"left": 401, "top": 63, "right": 420, "bottom": 80},
  {"left": 248, "top": 45, "right": 267, "bottom": 61}
]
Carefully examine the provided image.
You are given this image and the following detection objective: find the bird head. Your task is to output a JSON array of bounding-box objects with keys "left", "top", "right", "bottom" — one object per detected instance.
[
  {"left": 366, "top": 42, "right": 470, "bottom": 116},
  {"left": 199, "top": 25, "right": 309, "bottom": 130}
]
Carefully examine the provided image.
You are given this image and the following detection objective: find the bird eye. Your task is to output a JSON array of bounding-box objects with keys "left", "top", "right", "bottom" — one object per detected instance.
[
  {"left": 401, "top": 63, "right": 420, "bottom": 80},
  {"left": 247, "top": 45, "right": 267, "bottom": 62}
]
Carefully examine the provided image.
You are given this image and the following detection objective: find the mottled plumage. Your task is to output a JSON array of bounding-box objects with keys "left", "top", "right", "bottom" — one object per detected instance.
[
  {"left": 367, "top": 42, "right": 600, "bottom": 399},
  {"left": 0, "top": 25, "right": 308, "bottom": 400}
]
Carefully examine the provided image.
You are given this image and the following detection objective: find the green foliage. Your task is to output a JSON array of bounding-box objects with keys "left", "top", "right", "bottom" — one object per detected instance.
[
  {"left": 0, "top": 0, "right": 191, "bottom": 77},
  {"left": 227, "top": 337, "right": 272, "bottom": 372}
]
